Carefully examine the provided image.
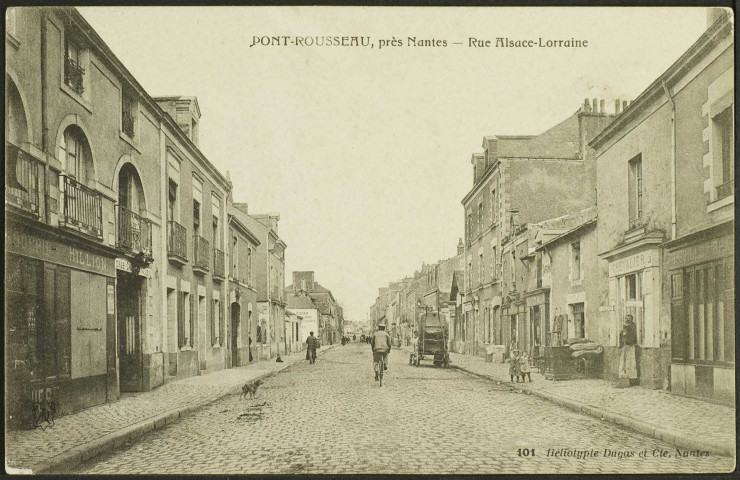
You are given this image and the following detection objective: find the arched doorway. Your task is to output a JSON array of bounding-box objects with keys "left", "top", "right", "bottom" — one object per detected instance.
[{"left": 231, "top": 302, "right": 240, "bottom": 367}]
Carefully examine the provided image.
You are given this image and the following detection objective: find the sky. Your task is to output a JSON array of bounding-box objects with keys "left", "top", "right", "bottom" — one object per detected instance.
[{"left": 78, "top": 6, "right": 709, "bottom": 322}]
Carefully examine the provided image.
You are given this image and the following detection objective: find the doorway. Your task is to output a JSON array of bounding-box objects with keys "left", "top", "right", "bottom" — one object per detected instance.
[
  {"left": 117, "top": 272, "right": 143, "bottom": 391},
  {"left": 231, "top": 303, "right": 240, "bottom": 367}
]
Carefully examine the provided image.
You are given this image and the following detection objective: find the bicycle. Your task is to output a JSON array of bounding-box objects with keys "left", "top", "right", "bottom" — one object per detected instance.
[{"left": 377, "top": 354, "right": 385, "bottom": 387}]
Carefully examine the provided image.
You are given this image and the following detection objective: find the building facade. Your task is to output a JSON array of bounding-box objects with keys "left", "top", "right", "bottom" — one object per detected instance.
[
  {"left": 227, "top": 202, "right": 261, "bottom": 367},
  {"left": 590, "top": 10, "right": 734, "bottom": 400},
  {"left": 289, "top": 271, "right": 342, "bottom": 346},
  {"left": 461, "top": 105, "right": 615, "bottom": 357}
]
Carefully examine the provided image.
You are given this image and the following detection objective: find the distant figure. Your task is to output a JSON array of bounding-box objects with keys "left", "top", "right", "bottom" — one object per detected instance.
[
  {"left": 518, "top": 351, "right": 532, "bottom": 382},
  {"left": 306, "top": 331, "right": 320, "bottom": 364},
  {"left": 353, "top": 335, "right": 356, "bottom": 343},
  {"left": 509, "top": 349, "right": 521, "bottom": 383},
  {"left": 409, "top": 330, "right": 419, "bottom": 365}
]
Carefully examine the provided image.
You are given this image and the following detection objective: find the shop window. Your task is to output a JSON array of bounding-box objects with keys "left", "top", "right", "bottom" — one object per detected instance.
[{"left": 626, "top": 273, "right": 638, "bottom": 300}]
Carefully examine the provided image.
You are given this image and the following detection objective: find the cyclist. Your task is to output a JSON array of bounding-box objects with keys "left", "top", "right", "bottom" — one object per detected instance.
[{"left": 371, "top": 322, "right": 391, "bottom": 381}]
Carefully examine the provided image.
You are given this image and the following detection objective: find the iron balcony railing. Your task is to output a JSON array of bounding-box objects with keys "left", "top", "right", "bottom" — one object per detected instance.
[
  {"left": 193, "top": 235, "right": 210, "bottom": 271},
  {"left": 5, "top": 143, "right": 42, "bottom": 216},
  {"left": 117, "top": 206, "right": 152, "bottom": 257},
  {"left": 716, "top": 180, "right": 734, "bottom": 200},
  {"left": 213, "top": 248, "right": 225, "bottom": 278},
  {"left": 122, "top": 109, "right": 135, "bottom": 138},
  {"left": 64, "top": 57, "right": 84, "bottom": 95},
  {"left": 168, "top": 220, "right": 187, "bottom": 261},
  {"left": 61, "top": 175, "right": 103, "bottom": 239}
]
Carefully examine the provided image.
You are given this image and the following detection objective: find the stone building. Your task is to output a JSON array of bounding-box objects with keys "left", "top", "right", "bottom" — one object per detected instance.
[
  {"left": 227, "top": 202, "right": 261, "bottom": 366},
  {"left": 235, "top": 207, "right": 287, "bottom": 360},
  {"left": 589, "top": 10, "right": 733, "bottom": 401},
  {"left": 289, "top": 271, "right": 342, "bottom": 346},
  {"left": 460, "top": 103, "right": 615, "bottom": 357}
]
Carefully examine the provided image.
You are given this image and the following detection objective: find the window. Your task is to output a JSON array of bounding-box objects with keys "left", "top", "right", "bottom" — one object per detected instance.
[
  {"left": 177, "top": 291, "right": 186, "bottom": 348},
  {"left": 466, "top": 212, "right": 472, "bottom": 243},
  {"left": 467, "top": 261, "right": 472, "bottom": 292},
  {"left": 213, "top": 216, "right": 219, "bottom": 249},
  {"left": 183, "top": 292, "right": 191, "bottom": 347},
  {"left": 167, "top": 180, "right": 178, "bottom": 222},
  {"left": 232, "top": 235, "right": 238, "bottom": 279},
  {"left": 478, "top": 203, "right": 483, "bottom": 234},
  {"left": 714, "top": 107, "right": 734, "bottom": 199},
  {"left": 193, "top": 200, "right": 201, "bottom": 234},
  {"left": 122, "top": 90, "right": 136, "bottom": 138},
  {"left": 671, "top": 273, "right": 683, "bottom": 299},
  {"left": 628, "top": 155, "right": 643, "bottom": 227},
  {"left": 571, "top": 241, "right": 581, "bottom": 282},
  {"left": 64, "top": 35, "right": 85, "bottom": 95},
  {"left": 536, "top": 252, "right": 542, "bottom": 288},
  {"left": 626, "top": 273, "right": 638, "bottom": 300},
  {"left": 479, "top": 253, "right": 484, "bottom": 284},
  {"left": 491, "top": 188, "right": 497, "bottom": 224},
  {"left": 247, "top": 247, "right": 252, "bottom": 285},
  {"left": 212, "top": 297, "right": 222, "bottom": 346},
  {"left": 491, "top": 246, "right": 498, "bottom": 280},
  {"left": 572, "top": 303, "right": 585, "bottom": 339},
  {"left": 59, "top": 127, "right": 87, "bottom": 182}
]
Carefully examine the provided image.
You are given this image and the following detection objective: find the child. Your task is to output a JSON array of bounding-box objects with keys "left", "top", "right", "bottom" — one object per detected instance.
[
  {"left": 509, "top": 350, "right": 521, "bottom": 383},
  {"left": 518, "top": 351, "right": 532, "bottom": 382}
]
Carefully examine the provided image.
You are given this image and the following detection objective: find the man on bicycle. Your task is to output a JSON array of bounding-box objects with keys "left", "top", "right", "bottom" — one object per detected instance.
[{"left": 371, "top": 322, "right": 391, "bottom": 381}]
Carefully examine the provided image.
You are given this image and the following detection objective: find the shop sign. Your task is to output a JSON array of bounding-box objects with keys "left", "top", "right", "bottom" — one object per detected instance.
[
  {"left": 609, "top": 249, "right": 658, "bottom": 277},
  {"left": 115, "top": 258, "right": 132, "bottom": 272},
  {"left": 525, "top": 292, "right": 547, "bottom": 307},
  {"left": 6, "top": 228, "right": 115, "bottom": 277}
]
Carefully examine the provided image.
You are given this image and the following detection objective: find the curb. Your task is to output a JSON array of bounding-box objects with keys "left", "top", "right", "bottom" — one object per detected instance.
[
  {"left": 31, "top": 345, "right": 339, "bottom": 474},
  {"left": 449, "top": 364, "right": 734, "bottom": 458}
]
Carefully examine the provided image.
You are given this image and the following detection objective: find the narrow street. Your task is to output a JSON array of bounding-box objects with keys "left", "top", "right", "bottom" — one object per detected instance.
[{"left": 78, "top": 344, "right": 731, "bottom": 475}]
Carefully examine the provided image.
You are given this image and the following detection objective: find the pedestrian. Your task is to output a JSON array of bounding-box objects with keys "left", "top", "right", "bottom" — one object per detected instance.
[
  {"left": 618, "top": 315, "right": 638, "bottom": 387},
  {"left": 306, "top": 331, "right": 320, "bottom": 364},
  {"left": 409, "top": 330, "right": 419, "bottom": 365},
  {"left": 509, "top": 349, "right": 521, "bottom": 383},
  {"left": 518, "top": 351, "right": 532, "bottom": 382},
  {"left": 371, "top": 322, "right": 391, "bottom": 381},
  {"left": 353, "top": 334, "right": 356, "bottom": 343}
]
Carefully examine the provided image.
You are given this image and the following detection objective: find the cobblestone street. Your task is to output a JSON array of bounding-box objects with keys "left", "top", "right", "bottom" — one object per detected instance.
[{"left": 78, "top": 344, "right": 733, "bottom": 474}]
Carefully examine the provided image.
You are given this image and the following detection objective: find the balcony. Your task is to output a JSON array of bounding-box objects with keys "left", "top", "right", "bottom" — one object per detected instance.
[
  {"left": 60, "top": 175, "right": 103, "bottom": 239},
  {"left": 64, "top": 57, "right": 85, "bottom": 95},
  {"left": 117, "top": 206, "right": 152, "bottom": 258},
  {"left": 5, "top": 143, "right": 42, "bottom": 217},
  {"left": 122, "top": 109, "right": 135, "bottom": 138},
  {"left": 193, "top": 235, "right": 210, "bottom": 274},
  {"left": 716, "top": 180, "right": 734, "bottom": 200},
  {"left": 167, "top": 220, "right": 187, "bottom": 265},
  {"left": 213, "top": 248, "right": 225, "bottom": 281}
]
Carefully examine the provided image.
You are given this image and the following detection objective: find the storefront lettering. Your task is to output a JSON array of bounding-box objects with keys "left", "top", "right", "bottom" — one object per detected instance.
[
  {"left": 7, "top": 228, "right": 114, "bottom": 277},
  {"left": 609, "top": 251, "right": 655, "bottom": 277}
]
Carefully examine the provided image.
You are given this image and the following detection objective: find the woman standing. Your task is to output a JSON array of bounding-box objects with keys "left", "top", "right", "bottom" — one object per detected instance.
[{"left": 618, "top": 315, "right": 638, "bottom": 387}]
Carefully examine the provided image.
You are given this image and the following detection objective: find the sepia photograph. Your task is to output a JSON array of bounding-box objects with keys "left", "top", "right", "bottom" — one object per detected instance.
[{"left": 4, "top": 4, "right": 736, "bottom": 475}]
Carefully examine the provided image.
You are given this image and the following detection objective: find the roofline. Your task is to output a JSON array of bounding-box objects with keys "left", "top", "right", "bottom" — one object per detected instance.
[
  {"left": 227, "top": 213, "right": 262, "bottom": 246},
  {"left": 62, "top": 7, "right": 231, "bottom": 190},
  {"left": 536, "top": 218, "right": 597, "bottom": 251},
  {"left": 589, "top": 12, "right": 732, "bottom": 150}
]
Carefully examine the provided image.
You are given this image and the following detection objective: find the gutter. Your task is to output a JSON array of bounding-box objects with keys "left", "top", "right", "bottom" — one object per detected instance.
[{"left": 662, "top": 79, "right": 677, "bottom": 241}]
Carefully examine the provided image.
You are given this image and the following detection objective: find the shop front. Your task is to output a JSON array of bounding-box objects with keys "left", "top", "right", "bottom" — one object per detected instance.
[
  {"left": 524, "top": 289, "right": 550, "bottom": 358},
  {"left": 665, "top": 222, "right": 734, "bottom": 404},
  {"left": 601, "top": 238, "right": 666, "bottom": 388},
  {"left": 6, "top": 221, "right": 117, "bottom": 428}
]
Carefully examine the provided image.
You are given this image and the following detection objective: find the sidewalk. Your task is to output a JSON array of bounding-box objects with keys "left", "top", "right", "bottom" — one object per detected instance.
[
  {"left": 416, "top": 348, "right": 734, "bottom": 457},
  {"left": 5, "top": 346, "right": 337, "bottom": 474}
]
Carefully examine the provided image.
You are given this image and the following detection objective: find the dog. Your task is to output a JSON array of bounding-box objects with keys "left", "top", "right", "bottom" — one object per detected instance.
[{"left": 239, "top": 379, "right": 263, "bottom": 400}]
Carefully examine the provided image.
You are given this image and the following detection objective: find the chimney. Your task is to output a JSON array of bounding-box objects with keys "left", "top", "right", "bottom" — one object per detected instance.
[
  {"left": 583, "top": 98, "right": 591, "bottom": 113},
  {"left": 457, "top": 238, "right": 464, "bottom": 255},
  {"left": 615, "top": 99, "right": 622, "bottom": 115},
  {"left": 622, "top": 100, "right": 628, "bottom": 112},
  {"left": 154, "top": 96, "right": 201, "bottom": 147},
  {"left": 599, "top": 99, "right": 605, "bottom": 115},
  {"left": 592, "top": 98, "right": 598, "bottom": 114}
]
